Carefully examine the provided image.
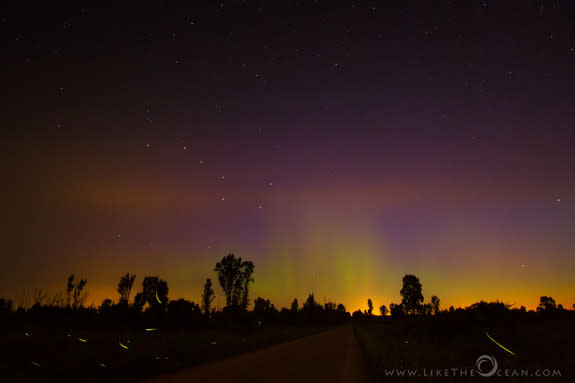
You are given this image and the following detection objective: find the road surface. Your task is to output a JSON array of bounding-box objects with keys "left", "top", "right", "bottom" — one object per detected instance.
[{"left": 141, "top": 325, "right": 368, "bottom": 383}]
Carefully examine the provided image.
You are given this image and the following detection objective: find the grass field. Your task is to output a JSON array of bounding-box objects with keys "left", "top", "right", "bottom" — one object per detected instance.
[
  {"left": 0, "top": 321, "right": 327, "bottom": 382},
  {"left": 354, "top": 315, "right": 574, "bottom": 382}
]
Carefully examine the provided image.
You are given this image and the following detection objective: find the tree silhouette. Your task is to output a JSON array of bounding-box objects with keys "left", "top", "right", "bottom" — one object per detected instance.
[
  {"left": 422, "top": 303, "right": 433, "bottom": 316},
  {"left": 0, "top": 298, "right": 13, "bottom": 313},
  {"left": 66, "top": 274, "right": 74, "bottom": 308},
  {"left": 214, "top": 254, "right": 255, "bottom": 310},
  {"left": 99, "top": 298, "right": 113, "bottom": 313},
  {"left": 141, "top": 276, "right": 169, "bottom": 311},
  {"left": 390, "top": 303, "right": 404, "bottom": 319},
  {"left": 400, "top": 274, "right": 423, "bottom": 315},
  {"left": 337, "top": 303, "right": 346, "bottom": 313},
  {"left": 254, "top": 297, "right": 272, "bottom": 313},
  {"left": 324, "top": 302, "right": 337, "bottom": 311},
  {"left": 537, "top": 296, "right": 556, "bottom": 312},
  {"left": 379, "top": 304, "right": 388, "bottom": 316},
  {"left": 352, "top": 309, "right": 364, "bottom": 319},
  {"left": 291, "top": 298, "right": 299, "bottom": 312},
  {"left": 431, "top": 295, "right": 440, "bottom": 315},
  {"left": 303, "top": 293, "right": 321, "bottom": 312},
  {"left": 238, "top": 260, "right": 255, "bottom": 309},
  {"left": 133, "top": 292, "right": 145, "bottom": 312},
  {"left": 117, "top": 273, "right": 136, "bottom": 306},
  {"left": 367, "top": 298, "right": 374, "bottom": 315},
  {"left": 66, "top": 274, "right": 88, "bottom": 310},
  {"left": 168, "top": 299, "right": 200, "bottom": 317},
  {"left": 201, "top": 278, "right": 215, "bottom": 316}
]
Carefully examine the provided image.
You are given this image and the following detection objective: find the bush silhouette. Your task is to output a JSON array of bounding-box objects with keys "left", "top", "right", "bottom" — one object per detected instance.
[{"left": 379, "top": 304, "right": 388, "bottom": 316}]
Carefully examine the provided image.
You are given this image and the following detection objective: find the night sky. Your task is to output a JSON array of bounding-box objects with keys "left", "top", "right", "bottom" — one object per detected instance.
[{"left": 2, "top": 1, "right": 574, "bottom": 311}]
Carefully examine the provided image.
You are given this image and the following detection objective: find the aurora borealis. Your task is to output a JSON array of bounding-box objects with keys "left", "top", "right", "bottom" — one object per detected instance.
[{"left": 2, "top": 1, "right": 574, "bottom": 312}]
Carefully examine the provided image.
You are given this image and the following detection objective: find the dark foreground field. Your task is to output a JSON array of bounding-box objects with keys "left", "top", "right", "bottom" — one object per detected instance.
[
  {"left": 3, "top": 313, "right": 574, "bottom": 383},
  {"left": 354, "top": 314, "right": 575, "bottom": 382},
  {"left": 0, "top": 321, "right": 327, "bottom": 383},
  {"left": 142, "top": 324, "right": 367, "bottom": 383}
]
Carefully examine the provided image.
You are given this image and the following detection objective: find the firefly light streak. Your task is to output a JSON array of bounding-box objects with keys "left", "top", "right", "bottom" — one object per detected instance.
[{"left": 485, "top": 331, "right": 517, "bottom": 357}]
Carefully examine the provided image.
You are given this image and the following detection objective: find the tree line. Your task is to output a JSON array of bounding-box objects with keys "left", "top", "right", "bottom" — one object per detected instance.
[
  {"left": 0, "top": 257, "right": 572, "bottom": 325},
  {"left": 353, "top": 274, "right": 573, "bottom": 321}
]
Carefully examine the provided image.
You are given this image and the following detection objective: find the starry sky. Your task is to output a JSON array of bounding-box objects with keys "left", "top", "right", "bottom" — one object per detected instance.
[{"left": 2, "top": 1, "right": 574, "bottom": 312}]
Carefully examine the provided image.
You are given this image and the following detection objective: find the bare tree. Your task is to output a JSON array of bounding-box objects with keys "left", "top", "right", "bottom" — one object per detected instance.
[
  {"left": 66, "top": 274, "right": 74, "bottom": 308},
  {"left": 50, "top": 292, "right": 65, "bottom": 308},
  {"left": 73, "top": 279, "right": 88, "bottom": 310},
  {"left": 117, "top": 273, "right": 136, "bottom": 305},
  {"left": 17, "top": 289, "right": 32, "bottom": 311},
  {"left": 32, "top": 288, "right": 47, "bottom": 307},
  {"left": 66, "top": 274, "right": 88, "bottom": 310}
]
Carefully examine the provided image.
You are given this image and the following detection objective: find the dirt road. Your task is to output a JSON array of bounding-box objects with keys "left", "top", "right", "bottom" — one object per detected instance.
[{"left": 141, "top": 325, "right": 368, "bottom": 383}]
